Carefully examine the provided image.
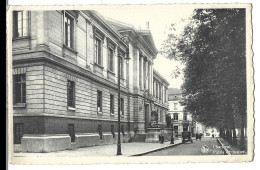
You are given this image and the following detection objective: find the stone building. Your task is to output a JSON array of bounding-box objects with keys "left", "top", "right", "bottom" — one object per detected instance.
[
  {"left": 168, "top": 88, "right": 192, "bottom": 136},
  {"left": 12, "top": 10, "right": 169, "bottom": 152}
]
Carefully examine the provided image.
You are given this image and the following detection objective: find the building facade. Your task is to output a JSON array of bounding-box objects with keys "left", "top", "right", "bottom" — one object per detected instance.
[
  {"left": 168, "top": 88, "right": 192, "bottom": 136},
  {"left": 12, "top": 10, "right": 169, "bottom": 152}
]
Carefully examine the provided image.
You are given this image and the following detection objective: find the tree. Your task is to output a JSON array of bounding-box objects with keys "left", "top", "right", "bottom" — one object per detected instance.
[{"left": 160, "top": 9, "right": 246, "bottom": 149}]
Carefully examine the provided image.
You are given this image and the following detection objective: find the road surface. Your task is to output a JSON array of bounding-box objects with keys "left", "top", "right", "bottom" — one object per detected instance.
[{"left": 146, "top": 137, "right": 225, "bottom": 156}]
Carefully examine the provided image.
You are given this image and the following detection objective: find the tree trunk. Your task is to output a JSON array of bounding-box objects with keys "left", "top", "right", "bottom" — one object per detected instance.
[
  {"left": 232, "top": 114, "right": 237, "bottom": 145},
  {"left": 240, "top": 114, "right": 245, "bottom": 150},
  {"left": 232, "top": 128, "right": 237, "bottom": 145}
]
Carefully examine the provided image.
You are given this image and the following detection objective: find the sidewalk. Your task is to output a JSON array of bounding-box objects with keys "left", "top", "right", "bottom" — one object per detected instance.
[{"left": 14, "top": 138, "right": 183, "bottom": 157}]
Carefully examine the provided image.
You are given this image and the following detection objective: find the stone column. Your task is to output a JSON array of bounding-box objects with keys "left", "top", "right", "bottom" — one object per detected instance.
[
  {"left": 140, "top": 54, "right": 143, "bottom": 91},
  {"left": 145, "top": 59, "right": 148, "bottom": 91},
  {"left": 150, "top": 62, "right": 153, "bottom": 95}
]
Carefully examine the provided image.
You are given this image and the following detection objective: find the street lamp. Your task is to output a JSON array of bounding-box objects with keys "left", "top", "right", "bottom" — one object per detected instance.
[
  {"left": 171, "top": 119, "right": 174, "bottom": 144},
  {"left": 117, "top": 36, "right": 130, "bottom": 156}
]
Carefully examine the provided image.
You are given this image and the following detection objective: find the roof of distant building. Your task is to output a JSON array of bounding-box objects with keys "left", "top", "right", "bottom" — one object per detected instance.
[{"left": 168, "top": 88, "right": 182, "bottom": 95}]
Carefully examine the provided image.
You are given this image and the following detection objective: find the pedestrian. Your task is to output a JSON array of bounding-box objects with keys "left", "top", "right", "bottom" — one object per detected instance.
[
  {"left": 212, "top": 134, "right": 214, "bottom": 138},
  {"left": 161, "top": 134, "right": 165, "bottom": 144},
  {"left": 196, "top": 133, "right": 199, "bottom": 141},
  {"left": 198, "top": 133, "right": 202, "bottom": 141},
  {"left": 159, "top": 134, "right": 161, "bottom": 143}
]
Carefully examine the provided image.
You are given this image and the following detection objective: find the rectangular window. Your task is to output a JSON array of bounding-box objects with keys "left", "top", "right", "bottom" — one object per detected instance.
[
  {"left": 174, "top": 113, "right": 178, "bottom": 120},
  {"left": 110, "top": 94, "right": 114, "bottom": 114},
  {"left": 64, "top": 13, "right": 74, "bottom": 48},
  {"left": 13, "top": 11, "right": 28, "bottom": 38},
  {"left": 160, "top": 110, "right": 164, "bottom": 122},
  {"left": 174, "top": 103, "right": 178, "bottom": 110},
  {"left": 14, "top": 123, "right": 24, "bottom": 144},
  {"left": 97, "top": 90, "right": 102, "bottom": 112},
  {"left": 120, "top": 98, "right": 124, "bottom": 115},
  {"left": 68, "top": 124, "right": 75, "bottom": 142},
  {"left": 67, "top": 80, "right": 75, "bottom": 107},
  {"left": 119, "top": 57, "right": 124, "bottom": 78},
  {"left": 95, "top": 38, "right": 102, "bottom": 65},
  {"left": 108, "top": 48, "right": 114, "bottom": 72},
  {"left": 13, "top": 74, "right": 26, "bottom": 104},
  {"left": 183, "top": 113, "right": 187, "bottom": 120}
]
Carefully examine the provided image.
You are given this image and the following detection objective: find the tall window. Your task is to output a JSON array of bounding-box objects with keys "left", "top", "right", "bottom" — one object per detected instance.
[
  {"left": 108, "top": 48, "right": 114, "bottom": 72},
  {"left": 119, "top": 57, "right": 124, "bottom": 78},
  {"left": 110, "top": 94, "right": 114, "bottom": 114},
  {"left": 173, "top": 113, "right": 178, "bottom": 120},
  {"left": 67, "top": 80, "right": 75, "bottom": 107},
  {"left": 174, "top": 103, "right": 178, "bottom": 110},
  {"left": 13, "top": 74, "right": 26, "bottom": 104},
  {"left": 13, "top": 11, "right": 28, "bottom": 38},
  {"left": 14, "top": 123, "right": 24, "bottom": 144},
  {"left": 120, "top": 98, "right": 124, "bottom": 115},
  {"left": 95, "top": 38, "right": 102, "bottom": 65},
  {"left": 97, "top": 90, "right": 102, "bottom": 112},
  {"left": 64, "top": 13, "right": 74, "bottom": 48},
  {"left": 183, "top": 113, "right": 187, "bottom": 120}
]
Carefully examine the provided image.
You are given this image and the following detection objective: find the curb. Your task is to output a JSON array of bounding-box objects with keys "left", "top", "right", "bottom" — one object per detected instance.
[
  {"left": 130, "top": 142, "right": 183, "bottom": 156},
  {"left": 216, "top": 138, "right": 231, "bottom": 155}
]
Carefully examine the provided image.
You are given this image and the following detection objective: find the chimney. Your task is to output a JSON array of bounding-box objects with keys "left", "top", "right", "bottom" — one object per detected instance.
[{"left": 146, "top": 21, "right": 150, "bottom": 30}]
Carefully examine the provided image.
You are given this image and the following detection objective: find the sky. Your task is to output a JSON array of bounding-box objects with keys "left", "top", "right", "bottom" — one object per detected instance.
[{"left": 96, "top": 5, "right": 195, "bottom": 89}]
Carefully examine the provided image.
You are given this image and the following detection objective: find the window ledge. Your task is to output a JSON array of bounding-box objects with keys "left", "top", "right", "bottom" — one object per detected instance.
[
  {"left": 107, "top": 70, "right": 115, "bottom": 75},
  {"left": 97, "top": 111, "right": 103, "bottom": 115},
  {"left": 94, "top": 63, "right": 104, "bottom": 69},
  {"left": 12, "top": 36, "right": 30, "bottom": 41},
  {"left": 67, "top": 106, "right": 76, "bottom": 111},
  {"left": 13, "top": 103, "right": 26, "bottom": 108},
  {"left": 63, "top": 44, "right": 78, "bottom": 54},
  {"left": 121, "top": 114, "right": 124, "bottom": 118},
  {"left": 110, "top": 113, "right": 115, "bottom": 116}
]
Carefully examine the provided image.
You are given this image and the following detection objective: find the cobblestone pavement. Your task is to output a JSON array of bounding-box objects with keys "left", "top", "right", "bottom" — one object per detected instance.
[
  {"left": 13, "top": 139, "right": 183, "bottom": 157},
  {"left": 145, "top": 137, "right": 224, "bottom": 156}
]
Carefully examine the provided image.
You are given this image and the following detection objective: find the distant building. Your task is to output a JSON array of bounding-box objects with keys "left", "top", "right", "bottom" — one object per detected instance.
[{"left": 168, "top": 88, "right": 192, "bottom": 136}]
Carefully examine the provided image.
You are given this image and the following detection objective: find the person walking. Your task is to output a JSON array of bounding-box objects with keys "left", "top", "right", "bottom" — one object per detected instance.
[
  {"left": 196, "top": 133, "right": 199, "bottom": 141},
  {"left": 198, "top": 133, "right": 202, "bottom": 141}
]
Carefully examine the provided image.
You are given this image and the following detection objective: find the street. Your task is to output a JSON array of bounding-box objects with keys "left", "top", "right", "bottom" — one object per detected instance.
[{"left": 146, "top": 137, "right": 225, "bottom": 156}]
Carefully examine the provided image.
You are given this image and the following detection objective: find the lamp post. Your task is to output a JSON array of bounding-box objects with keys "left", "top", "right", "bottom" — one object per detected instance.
[
  {"left": 117, "top": 36, "right": 130, "bottom": 156},
  {"left": 171, "top": 119, "right": 174, "bottom": 144}
]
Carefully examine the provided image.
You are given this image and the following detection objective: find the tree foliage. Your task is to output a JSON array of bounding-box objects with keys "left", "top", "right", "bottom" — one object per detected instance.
[{"left": 160, "top": 9, "right": 246, "bottom": 148}]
